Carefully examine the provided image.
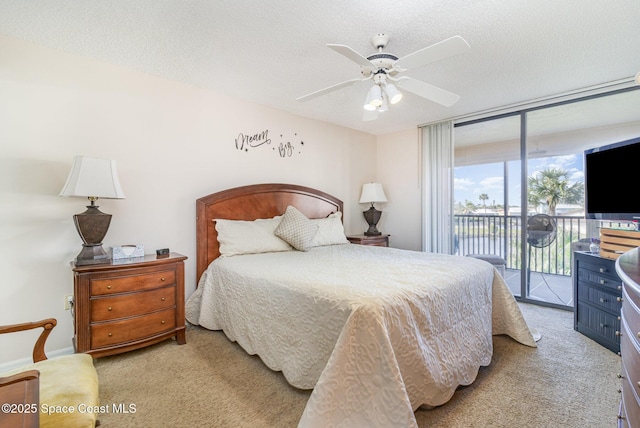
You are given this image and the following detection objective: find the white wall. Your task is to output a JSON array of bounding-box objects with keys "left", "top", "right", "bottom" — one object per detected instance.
[
  {"left": 376, "top": 129, "right": 422, "bottom": 251},
  {"left": 0, "top": 35, "right": 378, "bottom": 364}
]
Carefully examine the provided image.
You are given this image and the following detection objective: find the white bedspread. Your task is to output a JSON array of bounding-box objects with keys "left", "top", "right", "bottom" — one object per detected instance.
[{"left": 186, "top": 244, "right": 536, "bottom": 427}]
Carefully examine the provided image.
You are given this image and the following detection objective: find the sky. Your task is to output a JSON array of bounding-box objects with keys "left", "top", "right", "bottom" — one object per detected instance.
[{"left": 454, "top": 154, "right": 585, "bottom": 210}]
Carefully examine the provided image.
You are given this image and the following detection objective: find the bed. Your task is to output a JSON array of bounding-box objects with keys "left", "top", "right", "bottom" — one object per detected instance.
[{"left": 186, "top": 183, "right": 537, "bottom": 427}]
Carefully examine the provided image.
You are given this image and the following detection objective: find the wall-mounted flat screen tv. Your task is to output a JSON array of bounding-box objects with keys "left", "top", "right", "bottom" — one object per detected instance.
[{"left": 584, "top": 136, "right": 640, "bottom": 221}]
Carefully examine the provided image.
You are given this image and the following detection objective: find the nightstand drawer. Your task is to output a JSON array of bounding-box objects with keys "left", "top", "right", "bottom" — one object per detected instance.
[
  {"left": 91, "top": 286, "right": 176, "bottom": 322},
  {"left": 578, "top": 266, "right": 622, "bottom": 293},
  {"left": 90, "top": 270, "right": 176, "bottom": 295},
  {"left": 576, "top": 301, "right": 621, "bottom": 344},
  {"left": 90, "top": 308, "right": 176, "bottom": 349},
  {"left": 577, "top": 284, "right": 621, "bottom": 313}
]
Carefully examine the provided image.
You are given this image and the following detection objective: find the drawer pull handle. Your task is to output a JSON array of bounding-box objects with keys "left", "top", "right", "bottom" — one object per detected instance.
[
  {"left": 615, "top": 330, "right": 621, "bottom": 337},
  {"left": 617, "top": 373, "right": 623, "bottom": 379},
  {"left": 108, "top": 307, "right": 112, "bottom": 311},
  {"left": 617, "top": 297, "right": 622, "bottom": 303},
  {"left": 161, "top": 297, "right": 166, "bottom": 301},
  {"left": 637, "top": 332, "right": 640, "bottom": 339},
  {"left": 161, "top": 277, "right": 166, "bottom": 281},
  {"left": 108, "top": 332, "right": 112, "bottom": 337},
  {"left": 600, "top": 323, "right": 607, "bottom": 328},
  {"left": 161, "top": 320, "right": 165, "bottom": 324},
  {"left": 107, "top": 285, "right": 112, "bottom": 289},
  {"left": 600, "top": 279, "right": 606, "bottom": 285},
  {"left": 618, "top": 285, "right": 622, "bottom": 290},
  {"left": 600, "top": 297, "right": 607, "bottom": 303}
]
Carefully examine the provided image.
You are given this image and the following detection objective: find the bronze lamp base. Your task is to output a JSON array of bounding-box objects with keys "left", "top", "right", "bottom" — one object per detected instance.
[
  {"left": 363, "top": 205, "right": 382, "bottom": 236},
  {"left": 73, "top": 202, "right": 112, "bottom": 265}
]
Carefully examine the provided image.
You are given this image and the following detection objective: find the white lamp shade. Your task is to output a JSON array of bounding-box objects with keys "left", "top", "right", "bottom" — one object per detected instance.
[
  {"left": 365, "top": 85, "right": 383, "bottom": 109},
  {"left": 385, "top": 83, "right": 403, "bottom": 104},
  {"left": 359, "top": 183, "right": 387, "bottom": 204},
  {"left": 59, "top": 156, "right": 126, "bottom": 199},
  {"left": 363, "top": 101, "right": 377, "bottom": 111}
]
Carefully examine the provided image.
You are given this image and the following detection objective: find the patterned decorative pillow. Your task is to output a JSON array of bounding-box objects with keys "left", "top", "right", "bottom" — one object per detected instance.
[{"left": 275, "top": 206, "right": 319, "bottom": 251}]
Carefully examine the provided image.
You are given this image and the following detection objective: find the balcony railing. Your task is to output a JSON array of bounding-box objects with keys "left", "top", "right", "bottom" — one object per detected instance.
[{"left": 454, "top": 214, "right": 588, "bottom": 277}]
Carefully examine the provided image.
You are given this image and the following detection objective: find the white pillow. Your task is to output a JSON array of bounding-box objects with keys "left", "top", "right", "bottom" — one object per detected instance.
[
  {"left": 215, "top": 216, "right": 292, "bottom": 257},
  {"left": 311, "top": 212, "right": 349, "bottom": 247},
  {"left": 274, "top": 206, "right": 319, "bottom": 252}
]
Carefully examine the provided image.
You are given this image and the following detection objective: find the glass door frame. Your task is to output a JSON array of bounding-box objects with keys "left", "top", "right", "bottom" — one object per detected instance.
[{"left": 454, "top": 85, "right": 640, "bottom": 311}]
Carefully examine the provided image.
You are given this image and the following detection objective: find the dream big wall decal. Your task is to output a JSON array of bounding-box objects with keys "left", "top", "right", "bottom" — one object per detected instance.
[{"left": 235, "top": 129, "right": 305, "bottom": 158}]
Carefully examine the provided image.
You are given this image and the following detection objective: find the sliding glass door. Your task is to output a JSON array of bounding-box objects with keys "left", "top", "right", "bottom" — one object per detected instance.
[
  {"left": 453, "top": 86, "right": 640, "bottom": 310},
  {"left": 454, "top": 115, "right": 522, "bottom": 298}
]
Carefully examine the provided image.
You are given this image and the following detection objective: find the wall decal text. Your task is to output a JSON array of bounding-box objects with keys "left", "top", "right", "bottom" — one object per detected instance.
[
  {"left": 235, "top": 130, "right": 271, "bottom": 151},
  {"left": 235, "top": 129, "right": 305, "bottom": 159}
]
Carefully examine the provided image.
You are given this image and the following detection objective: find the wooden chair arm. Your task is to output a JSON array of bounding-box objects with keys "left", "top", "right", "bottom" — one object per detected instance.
[
  {"left": 0, "top": 370, "right": 40, "bottom": 428},
  {"left": 0, "top": 370, "right": 40, "bottom": 387},
  {"left": 0, "top": 319, "right": 57, "bottom": 363}
]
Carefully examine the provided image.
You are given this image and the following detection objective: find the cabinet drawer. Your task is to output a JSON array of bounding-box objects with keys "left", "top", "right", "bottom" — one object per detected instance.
[
  {"left": 578, "top": 266, "right": 623, "bottom": 293},
  {"left": 621, "top": 332, "right": 640, "bottom": 427},
  {"left": 579, "top": 257, "right": 617, "bottom": 276},
  {"left": 622, "top": 317, "right": 640, "bottom": 394},
  {"left": 91, "top": 286, "right": 176, "bottom": 322},
  {"left": 621, "top": 378, "right": 639, "bottom": 428},
  {"left": 576, "top": 301, "right": 621, "bottom": 344},
  {"left": 577, "top": 284, "right": 622, "bottom": 313},
  {"left": 623, "top": 287, "right": 640, "bottom": 340},
  {"left": 90, "top": 270, "right": 176, "bottom": 295},
  {"left": 90, "top": 308, "right": 176, "bottom": 349}
]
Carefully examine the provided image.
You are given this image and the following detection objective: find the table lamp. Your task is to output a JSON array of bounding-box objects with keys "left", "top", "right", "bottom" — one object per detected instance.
[
  {"left": 59, "top": 156, "right": 125, "bottom": 265},
  {"left": 359, "top": 183, "right": 387, "bottom": 236}
]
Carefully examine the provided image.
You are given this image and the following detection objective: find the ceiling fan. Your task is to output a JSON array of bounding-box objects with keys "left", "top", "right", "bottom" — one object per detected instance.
[{"left": 297, "top": 33, "right": 470, "bottom": 118}]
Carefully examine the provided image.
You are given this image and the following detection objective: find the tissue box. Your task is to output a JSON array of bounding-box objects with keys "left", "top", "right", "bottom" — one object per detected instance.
[{"left": 112, "top": 245, "right": 145, "bottom": 260}]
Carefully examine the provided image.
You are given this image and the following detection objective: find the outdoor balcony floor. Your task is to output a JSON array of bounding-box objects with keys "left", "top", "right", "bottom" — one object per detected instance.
[{"left": 503, "top": 268, "right": 573, "bottom": 308}]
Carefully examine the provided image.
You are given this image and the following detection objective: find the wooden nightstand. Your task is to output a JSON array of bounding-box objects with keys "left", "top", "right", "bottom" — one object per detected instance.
[
  {"left": 72, "top": 253, "right": 187, "bottom": 358},
  {"left": 347, "top": 234, "right": 389, "bottom": 247}
]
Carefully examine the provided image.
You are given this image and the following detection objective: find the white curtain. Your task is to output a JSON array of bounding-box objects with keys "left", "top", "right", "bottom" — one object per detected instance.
[{"left": 421, "top": 121, "right": 455, "bottom": 254}]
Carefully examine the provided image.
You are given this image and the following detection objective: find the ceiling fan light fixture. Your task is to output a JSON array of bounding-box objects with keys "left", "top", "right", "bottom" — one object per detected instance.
[
  {"left": 300, "top": 34, "right": 470, "bottom": 118},
  {"left": 363, "top": 102, "right": 377, "bottom": 111},
  {"left": 364, "top": 84, "right": 383, "bottom": 109},
  {"left": 384, "top": 83, "right": 403, "bottom": 104}
]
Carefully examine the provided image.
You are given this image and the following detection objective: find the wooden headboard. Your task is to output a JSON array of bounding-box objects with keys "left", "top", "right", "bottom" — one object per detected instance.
[{"left": 196, "top": 183, "right": 343, "bottom": 281}]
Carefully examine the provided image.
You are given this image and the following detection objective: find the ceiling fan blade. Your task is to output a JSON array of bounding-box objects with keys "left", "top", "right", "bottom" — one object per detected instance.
[
  {"left": 327, "top": 44, "right": 374, "bottom": 68},
  {"left": 398, "top": 77, "right": 460, "bottom": 107},
  {"left": 394, "top": 36, "right": 470, "bottom": 71},
  {"left": 296, "top": 78, "right": 362, "bottom": 102}
]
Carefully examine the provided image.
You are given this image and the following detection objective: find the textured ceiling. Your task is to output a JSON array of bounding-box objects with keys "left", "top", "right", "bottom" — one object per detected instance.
[{"left": 1, "top": 0, "right": 639, "bottom": 136}]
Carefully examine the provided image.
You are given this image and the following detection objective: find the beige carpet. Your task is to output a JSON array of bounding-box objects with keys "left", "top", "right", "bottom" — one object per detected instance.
[{"left": 94, "top": 303, "right": 621, "bottom": 427}]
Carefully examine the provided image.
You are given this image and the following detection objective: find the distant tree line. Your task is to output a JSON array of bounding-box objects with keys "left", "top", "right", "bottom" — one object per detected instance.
[{"left": 455, "top": 167, "right": 584, "bottom": 215}]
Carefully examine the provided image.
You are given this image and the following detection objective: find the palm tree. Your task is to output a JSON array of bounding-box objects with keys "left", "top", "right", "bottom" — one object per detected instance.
[
  {"left": 464, "top": 200, "right": 477, "bottom": 213},
  {"left": 478, "top": 193, "right": 489, "bottom": 212},
  {"left": 528, "top": 168, "right": 584, "bottom": 216}
]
